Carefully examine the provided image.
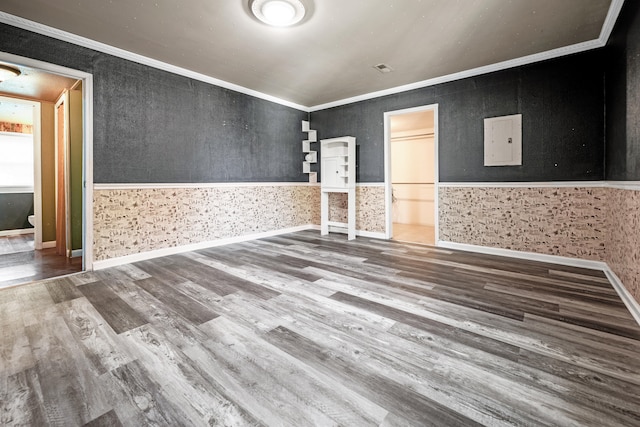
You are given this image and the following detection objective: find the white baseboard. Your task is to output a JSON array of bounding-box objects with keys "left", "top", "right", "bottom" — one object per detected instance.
[
  {"left": 71, "top": 249, "right": 83, "bottom": 258},
  {"left": 603, "top": 268, "right": 640, "bottom": 327},
  {"left": 0, "top": 228, "right": 35, "bottom": 237},
  {"left": 309, "top": 224, "right": 386, "bottom": 239},
  {"left": 42, "top": 241, "right": 56, "bottom": 249},
  {"left": 437, "top": 240, "right": 607, "bottom": 271},
  {"left": 93, "top": 225, "right": 316, "bottom": 270}
]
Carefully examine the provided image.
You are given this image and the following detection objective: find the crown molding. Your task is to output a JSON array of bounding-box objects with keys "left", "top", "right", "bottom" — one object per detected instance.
[
  {"left": 0, "top": 12, "right": 309, "bottom": 112},
  {"left": 0, "top": 0, "right": 624, "bottom": 113},
  {"left": 600, "top": 0, "right": 626, "bottom": 43},
  {"left": 309, "top": 0, "right": 624, "bottom": 111},
  {"left": 309, "top": 39, "right": 603, "bottom": 111}
]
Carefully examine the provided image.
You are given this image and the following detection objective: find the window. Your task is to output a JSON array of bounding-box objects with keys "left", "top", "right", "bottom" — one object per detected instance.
[{"left": 0, "top": 131, "right": 34, "bottom": 192}]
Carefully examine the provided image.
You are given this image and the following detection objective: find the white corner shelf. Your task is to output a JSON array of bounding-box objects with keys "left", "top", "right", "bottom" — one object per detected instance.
[{"left": 302, "top": 120, "right": 318, "bottom": 182}]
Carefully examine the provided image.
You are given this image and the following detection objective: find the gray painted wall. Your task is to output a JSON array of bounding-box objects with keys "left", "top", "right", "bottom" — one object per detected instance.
[
  {"left": 0, "top": 23, "right": 308, "bottom": 183},
  {"left": 311, "top": 51, "right": 606, "bottom": 183},
  {"left": 0, "top": 193, "right": 33, "bottom": 231},
  {"left": 606, "top": 0, "right": 640, "bottom": 181}
]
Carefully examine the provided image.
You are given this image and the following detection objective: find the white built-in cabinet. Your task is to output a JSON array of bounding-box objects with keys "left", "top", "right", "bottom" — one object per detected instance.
[{"left": 320, "top": 136, "right": 356, "bottom": 240}]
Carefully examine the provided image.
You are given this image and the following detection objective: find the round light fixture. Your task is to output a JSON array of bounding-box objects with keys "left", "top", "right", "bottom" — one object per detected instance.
[
  {"left": 0, "top": 64, "right": 21, "bottom": 82},
  {"left": 251, "top": 0, "right": 305, "bottom": 27}
]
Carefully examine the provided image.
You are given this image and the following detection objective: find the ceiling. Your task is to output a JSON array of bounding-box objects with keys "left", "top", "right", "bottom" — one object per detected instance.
[
  {"left": 0, "top": 97, "right": 34, "bottom": 124},
  {"left": 0, "top": 0, "right": 617, "bottom": 109},
  {"left": 0, "top": 63, "right": 78, "bottom": 102},
  {"left": 391, "top": 110, "right": 434, "bottom": 134},
  {"left": 0, "top": 63, "right": 78, "bottom": 122}
]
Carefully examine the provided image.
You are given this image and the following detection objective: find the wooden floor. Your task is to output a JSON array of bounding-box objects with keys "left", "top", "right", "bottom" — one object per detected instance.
[
  {"left": 0, "top": 235, "right": 83, "bottom": 289},
  {"left": 1, "top": 230, "right": 640, "bottom": 426},
  {"left": 393, "top": 223, "right": 435, "bottom": 245}
]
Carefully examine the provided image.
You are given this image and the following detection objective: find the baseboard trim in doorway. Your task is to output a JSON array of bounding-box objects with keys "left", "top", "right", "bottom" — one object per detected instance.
[
  {"left": 0, "top": 228, "right": 35, "bottom": 237},
  {"left": 92, "top": 225, "right": 316, "bottom": 270},
  {"left": 42, "top": 241, "right": 56, "bottom": 249},
  {"left": 438, "top": 239, "right": 640, "bottom": 327},
  {"left": 71, "top": 249, "right": 83, "bottom": 258}
]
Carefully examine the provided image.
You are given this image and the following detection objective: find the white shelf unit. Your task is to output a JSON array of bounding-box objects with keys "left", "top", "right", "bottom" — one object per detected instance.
[
  {"left": 320, "top": 136, "right": 356, "bottom": 240},
  {"left": 302, "top": 120, "right": 317, "bottom": 183}
]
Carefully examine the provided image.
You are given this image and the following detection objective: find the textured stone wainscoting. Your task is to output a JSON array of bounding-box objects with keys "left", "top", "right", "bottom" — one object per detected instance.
[
  {"left": 438, "top": 186, "right": 607, "bottom": 261},
  {"left": 606, "top": 188, "right": 640, "bottom": 302},
  {"left": 93, "top": 185, "right": 320, "bottom": 261},
  {"left": 327, "top": 186, "right": 386, "bottom": 234}
]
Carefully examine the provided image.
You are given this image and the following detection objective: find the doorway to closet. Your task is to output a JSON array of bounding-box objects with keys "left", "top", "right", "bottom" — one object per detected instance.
[{"left": 384, "top": 105, "right": 438, "bottom": 245}]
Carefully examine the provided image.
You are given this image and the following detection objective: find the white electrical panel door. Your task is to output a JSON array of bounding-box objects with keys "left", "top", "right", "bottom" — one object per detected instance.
[{"left": 484, "top": 114, "right": 522, "bottom": 166}]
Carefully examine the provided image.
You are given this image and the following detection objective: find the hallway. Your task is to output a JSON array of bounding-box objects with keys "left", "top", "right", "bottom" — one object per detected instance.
[{"left": 0, "top": 235, "right": 82, "bottom": 288}]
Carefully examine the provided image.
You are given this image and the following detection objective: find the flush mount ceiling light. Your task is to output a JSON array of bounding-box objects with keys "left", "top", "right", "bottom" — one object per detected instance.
[
  {"left": 251, "top": 0, "right": 306, "bottom": 27},
  {"left": 0, "top": 64, "right": 21, "bottom": 82}
]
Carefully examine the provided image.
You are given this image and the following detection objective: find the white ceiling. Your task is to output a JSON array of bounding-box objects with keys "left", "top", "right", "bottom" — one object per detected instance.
[
  {"left": 0, "top": 97, "right": 34, "bottom": 125},
  {"left": 0, "top": 0, "right": 618, "bottom": 109},
  {"left": 0, "top": 62, "right": 78, "bottom": 122}
]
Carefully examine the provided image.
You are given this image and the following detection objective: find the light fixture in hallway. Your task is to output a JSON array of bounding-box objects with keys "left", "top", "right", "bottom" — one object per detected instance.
[
  {"left": 251, "top": 0, "right": 306, "bottom": 27},
  {"left": 0, "top": 64, "right": 21, "bottom": 82}
]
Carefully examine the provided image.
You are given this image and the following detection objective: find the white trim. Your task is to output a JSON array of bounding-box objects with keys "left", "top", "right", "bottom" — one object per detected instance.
[
  {"left": 71, "top": 249, "right": 83, "bottom": 258},
  {"left": 604, "top": 268, "right": 640, "bottom": 327},
  {"left": 0, "top": 51, "right": 95, "bottom": 271},
  {"left": 33, "top": 101, "right": 42, "bottom": 250},
  {"left": 93, "top": 182, "right": 386, "bottom": 190},
  {"left": 55, "top": 91, "right": 72, "bottom": 262},
  {"left": 0, "top": 228, "right": 34, "bottom": 237},
  {"left": 0, "top": 1, "right": 624, "bottom": 114},
  {"left": 310, "top": 0, "right": 624, "bottom": 111},
  {"left": 384, "top": 104, "right": 439, "bottom": 241},
  {"left": 83, "top": 74, "right": 94, "bottom": 271},
  {"left": 0, "top": 12, "right": 307, "bottom": 112},
  {"left": 310, "top": 41, "right": 602, "bottom": 111},
  {"left": 437, "top": 240, "right": 608, "bottom": 271},
  {"left": 439, "top": 181, "right": 607, "bottom": 188},
  {"left": 42, "top": 240, "right": 56, "bottom": 249},
  {"left": 600, "top": 0, "right": 626, "bottom": 43},
  {"left": 606, "top": 181, "right": 640, "bottom": 191},
  {"left": 0, "top": 187, "right": 35, "bottom": 193},
  {"left": 93, "top": 182, "right": 321, "bottom": 190},
  {"left": 438, "top": 181, "right": 640, "bottom": 190},
  {"left": 93, "top": 225, "right": 315, "bottom": 270}
]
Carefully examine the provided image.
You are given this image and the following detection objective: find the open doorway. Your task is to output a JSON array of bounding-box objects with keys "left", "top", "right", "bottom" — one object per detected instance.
[
  {"left": 0, "top": 53, "right": 94, "bottom": 288},
  {"left": 384, "top": 104, "right": 438, "bottom": 245}
]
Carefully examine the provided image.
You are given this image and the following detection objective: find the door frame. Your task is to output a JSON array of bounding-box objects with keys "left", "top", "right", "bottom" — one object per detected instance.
[
  {"left": 383, "top": 104, "right": 439, "bottom": 242},
  {"left": 0, "top": 52, "right": 94, "bottom": 270},
  {"left": 54, "top": 91, "right": 71, "bottom": 256}
]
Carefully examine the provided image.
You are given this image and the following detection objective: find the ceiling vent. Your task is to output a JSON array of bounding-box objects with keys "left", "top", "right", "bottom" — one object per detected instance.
[{"left": 373, "top": 63, "right": 394, "bottom": 74}]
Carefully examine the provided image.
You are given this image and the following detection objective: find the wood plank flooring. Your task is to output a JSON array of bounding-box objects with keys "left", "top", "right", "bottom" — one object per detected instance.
[
  {"left": 1, "top": 230, "right": 639, "bottom": 426},
  {"left": 0, "top": 234, "right": 34, "bottom": 255},
  {"left": 393, "top": 223, "right": 435, "bottom": 245},
  {"left": 0, "top": 235, "right": 83, "bottom": 289}
]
